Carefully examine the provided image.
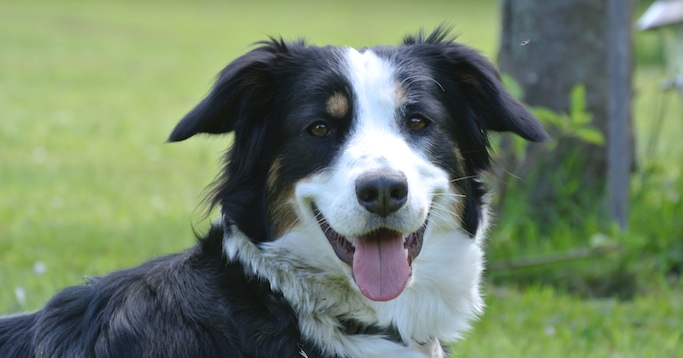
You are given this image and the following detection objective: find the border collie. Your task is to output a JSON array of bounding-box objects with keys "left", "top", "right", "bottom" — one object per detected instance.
[{"left": 0, "top": 28, "right": 547, "bottom": 358}]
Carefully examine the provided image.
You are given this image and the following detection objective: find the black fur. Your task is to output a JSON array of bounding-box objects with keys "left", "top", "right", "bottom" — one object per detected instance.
[
  {"left": 0, "top": 226, "right": 330, "bottom": 358},
  {"left": 1, "top": 28, "right": 547, "bottom": 358}
]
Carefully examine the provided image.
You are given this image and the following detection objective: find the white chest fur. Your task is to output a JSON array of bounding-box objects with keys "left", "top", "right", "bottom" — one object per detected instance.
[{"left": 223, "top": 221, "right": 484, "bottom": 358}]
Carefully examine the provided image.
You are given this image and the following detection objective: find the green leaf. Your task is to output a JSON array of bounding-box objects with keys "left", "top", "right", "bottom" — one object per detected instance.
[
  {"left": 571, "top": 84, "right": 596, "bottom": 126},
  {"left": 570, "top": 84, "right": 586, "bottom": 117},
  {"left": 572, "top": 111, "right": 593, "bottom": 127},
  {"left": 532, "top": 107, "right": 565, "bottom": 126},
  {"left": 573, "top": 127, "right": 605, "bottom": 145}
]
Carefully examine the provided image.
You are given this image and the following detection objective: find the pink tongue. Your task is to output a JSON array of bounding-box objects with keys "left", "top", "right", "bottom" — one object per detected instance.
[{"left": 352, "top": 229, "right": 410, "bottom": 301}]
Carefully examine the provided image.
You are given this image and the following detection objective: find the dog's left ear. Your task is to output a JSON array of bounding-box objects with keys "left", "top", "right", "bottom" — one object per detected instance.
[
  {"left": 167, "top": 43, "right": 279, "bottom": 142},
  {"left": 443, "top": 44, "right": 549, "bottom": 142}
]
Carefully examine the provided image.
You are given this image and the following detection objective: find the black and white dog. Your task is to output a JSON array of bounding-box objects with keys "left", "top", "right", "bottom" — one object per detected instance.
[{"left": 0, "top": 29, "right": 547, "bottom": 357}]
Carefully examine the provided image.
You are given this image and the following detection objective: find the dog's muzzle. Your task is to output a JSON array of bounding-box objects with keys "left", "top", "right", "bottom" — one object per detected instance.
[{"left": 313, "top": 170, "right": 426, "bottom": 302}]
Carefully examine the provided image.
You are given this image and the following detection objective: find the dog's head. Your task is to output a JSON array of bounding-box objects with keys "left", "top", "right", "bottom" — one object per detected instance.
[{"left": 170, "top": 29, "right": 547, "bottom": 302}]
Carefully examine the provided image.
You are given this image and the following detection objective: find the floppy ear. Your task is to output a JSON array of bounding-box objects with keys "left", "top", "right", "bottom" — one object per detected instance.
[
  {"left": 168, "top": 44, "right": 279, "bottom": 142},
  {"left": 443, "top": 43, "right": 549, "bottom": 142}
]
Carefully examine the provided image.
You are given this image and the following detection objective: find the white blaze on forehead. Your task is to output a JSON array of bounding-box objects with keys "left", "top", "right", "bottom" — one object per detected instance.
[
  {"left": 345, "top": 48, "right": 402, "bottom": 132},
  {"left": 342, "top": 48, "right": 412, "bottom": 172}
]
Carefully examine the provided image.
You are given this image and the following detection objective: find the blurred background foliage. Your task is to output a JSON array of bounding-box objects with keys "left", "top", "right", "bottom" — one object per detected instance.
[
  {"left": 487, "top": 0, "right": 683, "bottom": 300},
  {"left": 1, "top": 0, "right": 681, "bottom": 356}
]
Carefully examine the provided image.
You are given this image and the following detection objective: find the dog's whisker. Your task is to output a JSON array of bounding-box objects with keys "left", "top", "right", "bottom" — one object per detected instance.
[
  {"left": 430, "top": 201, "right": 460, "bottom": 216},
  {"left": 279, "top": 217, "right": 303, "bottom": 245},
  {"left": 435, "top": 193, "right": 466, "bottom": 198},
  {"left": 400, "top": 75, "right": 445, "bottom": 92},
  {"left": 449, "top": 175, "right": 477, "bottom": 183}
]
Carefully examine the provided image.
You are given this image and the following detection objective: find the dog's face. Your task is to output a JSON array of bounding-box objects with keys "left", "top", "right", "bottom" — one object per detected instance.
[
  {"left": 169, "top": 31, "right": 547, "bottom": 302},
  {"left": 291, "top": 48, "right": 465, "bottom": 301}
]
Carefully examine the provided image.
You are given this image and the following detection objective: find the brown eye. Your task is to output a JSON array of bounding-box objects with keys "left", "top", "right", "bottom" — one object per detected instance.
[
  {"left": 407, "top": 116, "right": 430, "bottom": 131},
  {"left": 308, "top": 122, "right": 330, "bottom": 137}
]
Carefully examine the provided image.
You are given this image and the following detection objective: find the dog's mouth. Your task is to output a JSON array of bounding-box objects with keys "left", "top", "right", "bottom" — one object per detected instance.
[{"left": 313, "top": 204, "right": 426, "bottom": 302}]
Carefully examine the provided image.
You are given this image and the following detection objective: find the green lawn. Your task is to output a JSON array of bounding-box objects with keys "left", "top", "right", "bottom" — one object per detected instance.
[
  {"left": 456, "top": 285, "right": 681, "bottom": 357},
  {"left": 1, "top": 1, "right": 681, "bottom": 357}
]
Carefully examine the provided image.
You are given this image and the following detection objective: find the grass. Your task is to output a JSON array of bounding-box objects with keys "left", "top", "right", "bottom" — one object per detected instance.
[
  {"left": 1, "top": 0, "right": 681, "bottom": 356},
  {"left": 456, "top": 285, "right": 682, "bottom": 357}
]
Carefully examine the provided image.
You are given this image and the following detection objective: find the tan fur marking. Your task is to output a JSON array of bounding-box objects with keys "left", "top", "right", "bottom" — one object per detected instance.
[
  {"left": 266, "top": 157, "right": 283, "bottom": 192},
  {"left": 453, "top": 146, "right": 466, "bottom": 164},
  {"left": 449, "top": 182, "right": 466, "bottom": 223},
  {"left": 266, "top": 156, "right": 299, "bottom": 238},
  {"left": 269, "top": 186, "right": 298, "bottom": 238},
  {"left": 325, "top": 92, "right": 348, "bottom": 118},
  {"left": 450, "top": 147, "right": 467, "bottom": 222},
  {"left": 394, "top": 86, "right": 407, "bottom": 106}
]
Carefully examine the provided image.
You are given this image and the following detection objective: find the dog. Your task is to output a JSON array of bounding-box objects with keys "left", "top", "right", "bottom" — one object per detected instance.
[{"left": 0, "top": 28, "right": 547, "bottom": 358}]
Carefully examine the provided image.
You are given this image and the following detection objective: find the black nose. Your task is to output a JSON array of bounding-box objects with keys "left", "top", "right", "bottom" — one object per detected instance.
[{"left": 355, "top": 171, "right": 408, "bottom": 217}]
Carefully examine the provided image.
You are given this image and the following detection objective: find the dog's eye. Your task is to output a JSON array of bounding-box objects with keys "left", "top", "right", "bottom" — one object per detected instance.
[
  {"left": 308, "top": 122, "right": 330, "bottom": 137},
  {"left": 407, "top": 116, "right": 430, "bottom": 131}
]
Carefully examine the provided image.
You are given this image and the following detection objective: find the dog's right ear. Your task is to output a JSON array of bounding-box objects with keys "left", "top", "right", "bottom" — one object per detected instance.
[{"left": 168, "top": 43, "right": 279, "bottom": 142}]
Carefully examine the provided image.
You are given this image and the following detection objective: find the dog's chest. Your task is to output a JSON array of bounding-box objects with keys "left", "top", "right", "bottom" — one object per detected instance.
[{"left": 228, "top": 227, "right": 483, "bottom": 358}]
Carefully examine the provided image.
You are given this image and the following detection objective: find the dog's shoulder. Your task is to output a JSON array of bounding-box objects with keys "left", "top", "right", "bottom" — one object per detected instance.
[
  {"left": 0, "top": 311, "right": 37, "bottom": 357},
  {"left": 0, "top": 225, "right": 329, "bottom": 358}
]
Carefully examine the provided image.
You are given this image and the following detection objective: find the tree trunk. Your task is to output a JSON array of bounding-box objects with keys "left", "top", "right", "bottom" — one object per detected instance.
[
  {"left": 606, "top": 0, "right": 632, "bottom": 230},
  {"left": 498, "top": 0, "right": 632, "bottom": 228}
]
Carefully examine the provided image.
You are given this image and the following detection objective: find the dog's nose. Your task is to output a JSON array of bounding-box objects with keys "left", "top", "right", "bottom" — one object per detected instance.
[{"left": 355, "top": 171, "right": 408, "bottom": 217}]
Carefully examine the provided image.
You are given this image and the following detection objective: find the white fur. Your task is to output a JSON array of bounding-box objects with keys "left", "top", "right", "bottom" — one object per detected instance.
[
  {"left": 223, "top": 48, "right": 485, "bottom": 358},
  {"left": 224, "top": 222, "right": 482, "bottom": 358}
]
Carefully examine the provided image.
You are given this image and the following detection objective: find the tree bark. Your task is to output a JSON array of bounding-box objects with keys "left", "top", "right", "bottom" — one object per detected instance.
[
  {"left": 607, "top": 0, "right": 632, "bottom": 230},
  {"left": 498, "top": 0, "right": 632, "bottom": 227}
]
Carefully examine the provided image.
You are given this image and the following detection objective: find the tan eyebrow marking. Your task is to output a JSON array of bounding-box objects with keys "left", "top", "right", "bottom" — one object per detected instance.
[
  {"left": 394, "top": 86, "right": 407, "bottom": 105},
  {"left": 326, "top": 92, "right": 349, "bottom": 118}
]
